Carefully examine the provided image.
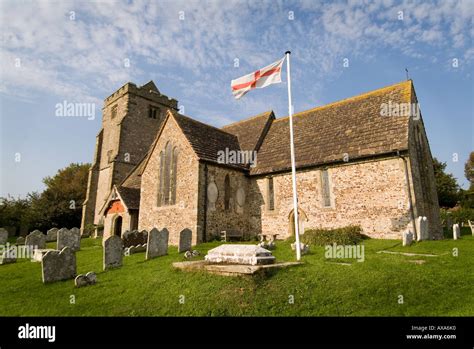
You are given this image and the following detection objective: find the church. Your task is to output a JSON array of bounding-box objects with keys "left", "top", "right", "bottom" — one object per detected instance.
[{"left": 80, "top": 79, "right": 442, "bottom": 245}]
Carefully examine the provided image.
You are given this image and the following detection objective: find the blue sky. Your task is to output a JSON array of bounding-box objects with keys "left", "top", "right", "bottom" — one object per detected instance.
[{"left": 1, "top": 0, "right": 473, "bottom": 198}]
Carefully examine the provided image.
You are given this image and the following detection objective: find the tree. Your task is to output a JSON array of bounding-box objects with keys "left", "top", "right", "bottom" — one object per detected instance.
[
  {"left": 432, "top": 158, "right": 459, "bottom": 208},
  {"left": 465, "top": 151, "right": 474, "bottom": 189}
]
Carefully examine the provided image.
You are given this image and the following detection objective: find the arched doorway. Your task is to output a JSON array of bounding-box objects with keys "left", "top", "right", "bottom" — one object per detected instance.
[
  {"left": 113, "top": 215, "right": 123, "bottom": 237},
  {"left": 288, "top": 208, "right": 308, "bottom": 237}
]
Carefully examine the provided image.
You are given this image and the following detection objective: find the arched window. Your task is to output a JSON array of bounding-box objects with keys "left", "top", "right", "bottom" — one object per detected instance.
[
  {"left": 224, "top": 174, "right": 231, "bottom": 211},
  {"left": 267, "top": 177, "right": 275, "bottom": 211},
  {"left": 158, "top": 143, "right": 178, "bottom": 206},
  {"left": 157, "top": 151, "right": 164, "bottom": 206},
  {"left": 170, "top": 147, "right": 178, "bottom": 205}
]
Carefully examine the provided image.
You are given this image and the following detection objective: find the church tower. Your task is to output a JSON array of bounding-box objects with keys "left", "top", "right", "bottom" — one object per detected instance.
[{"left": 81, "top": 81, "right": 178, "bottom": 233}]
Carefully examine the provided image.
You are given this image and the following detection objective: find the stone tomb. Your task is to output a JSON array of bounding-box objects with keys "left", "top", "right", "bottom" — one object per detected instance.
[
  {"left": 146, "top": 228, "right": 169, "bottom": 260},
  {"left": 453, "top": 224, "right": 461, "bottom": 240},
  {"left": 57, "top": 228, "right": 80, "bottom": 252},
  {"left": 178, "top": 228, "right": 192, "bottom": 253},
  {"left": 103, "top": 235, "right": 123, "bottom": 270},
  {"left": 0, "top": 228, "right": 8, "bottom": 245},
  {"left": 46, "top": 228, "right": 58, "bottom": 242},
  {"left": 0, "top": 245, "right": 17, "bottom": 265},
  {"left": 205, "top": 244, "right": 276, "bottom": 265},
  {"left": 25, "top": 230, "right": 46, "bottom": 250},
  {"left": 41, "top": 247, "right": 76, "bottom": 283}
]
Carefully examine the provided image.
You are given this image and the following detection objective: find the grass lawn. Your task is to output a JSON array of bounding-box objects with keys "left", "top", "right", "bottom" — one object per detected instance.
[{"left": 0, "top": 229, "right": 473, "bottom": 316}]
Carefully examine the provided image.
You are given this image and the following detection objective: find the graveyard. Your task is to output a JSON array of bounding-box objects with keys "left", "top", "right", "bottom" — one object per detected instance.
[{"left": 0, "top": 228, "right": 472, "bottom": 316}]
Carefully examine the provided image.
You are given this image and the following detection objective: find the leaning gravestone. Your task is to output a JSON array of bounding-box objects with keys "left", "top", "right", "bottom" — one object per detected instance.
[
  {"left": 25, "top": 230, "right": 46, "bottom": 250},
  {"left": 75, "top": 272, "right": 97, "bottom": 288},
  {"left": 146, "top": 228, "right": 169, "bottom": 260},
  {"left": 16, "top": 236, "right": 25, "bottom": 245},
  {"left": 41, "top": 247, "right": 76, "bottom": 283},
  {"left": 402, "top": 231, "right": 414, "bottom": 246},
  {"left": 178, "top": 228, "right": 192, "bottom": 253},
  {"left": 103, "top": 235, "right": 123, "bottom": 270},
  {"left": 122, "top": 230, "right": 148, "bottom": 247},
  {"left": 46, "top": 228, "right": 58, "bottom": 242},
  {"left": 453, "top": 224, "right": 461, "bottom": 240},
  {"left": 0, "top": 228, "right": 8, "bottom": 245},
  {"left": 57, "top": 228, "right": 80, "bottom": 252}
]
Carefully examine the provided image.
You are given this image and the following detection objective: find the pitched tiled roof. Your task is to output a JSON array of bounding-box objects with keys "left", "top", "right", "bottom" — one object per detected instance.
[
  {"left": 250, "top": 80, "right": 413, "bottom": 175},
  {"left": 117, "top": 186, "right": 140, "bottom": 210},
  {"left": 221, "top": 111, "right": 275, "bottom": 153},
  {"left": 172, "top": 112, "right": 245, "bottom": 167}
]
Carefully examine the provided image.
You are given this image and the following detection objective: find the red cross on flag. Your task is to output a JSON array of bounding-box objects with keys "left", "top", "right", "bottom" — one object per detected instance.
[{"left": 231, "top": 57, "right": 285, "bottom": 99}]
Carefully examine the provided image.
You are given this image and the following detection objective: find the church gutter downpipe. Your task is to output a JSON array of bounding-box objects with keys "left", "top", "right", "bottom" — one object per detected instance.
[{"left": 398, "top": 150, "right": 417, "bottom": 239}]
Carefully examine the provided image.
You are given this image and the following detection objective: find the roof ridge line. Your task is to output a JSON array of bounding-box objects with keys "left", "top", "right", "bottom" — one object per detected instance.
[
  {"left": 273, "top": 80, "right": 412, "bottom": 123},
  {"left": 222, "top": 110, "right": 274, "bottom": 129}
]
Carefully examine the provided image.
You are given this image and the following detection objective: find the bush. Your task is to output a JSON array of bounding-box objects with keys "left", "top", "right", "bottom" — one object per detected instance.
[
  {"left": 300, "top": 226, "right": 367, "bottom": 246},
  {"left": 440, "top": 207, "right": 474, "bottom": 225}
]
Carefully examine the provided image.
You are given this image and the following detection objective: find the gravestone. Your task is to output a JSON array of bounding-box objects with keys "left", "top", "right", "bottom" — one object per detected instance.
[
  {"left": 46, "top": 228, "right": 58, "bottom": 242},
  {"left": 41, "top": 247, "right": 76, "bottom": 283},
  {"left": 0, "top": 245, "right": 17, "bottom": 265},
  {"left": 122, "top": 230, "right": 148, "bottom": 247},
  {"left": 75, "top": 272, "right": 97, "bottom": 287},
  {"left": 57, "top": 228, "right": 80, "bottom": 252},
  {"left": 25, "top": 230, "right": 46, "bottom": 250},
  {"left": 0, "top": 228, "right": 8, "bottom": 245},
  {"left": 103, "top": 235, "right": 123, "bottom": 270},
  {"left": 178, "top": 228, "right": 192, "bottom": 253},
  {"left": 453, "top": 224, "right": 461, "bottom": 240},
  {"left": 16, "top": 236, "right": 25, "bottom": 245},
  {"left": 402, "top": 231, "right": 414, "bottom": 246},
  {"left": 415, "top": 216, "right": 428, "bottom": 241},
  {"left": 146, "top": 228, "right": 169, "bottom": 260}
]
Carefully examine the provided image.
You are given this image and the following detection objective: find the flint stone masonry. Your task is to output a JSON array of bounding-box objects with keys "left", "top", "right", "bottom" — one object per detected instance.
[
  {"left": 0, "top": 246, "right": 17, "bottom": 265},
  {"left": 178, "top": 228, "right": 192, "bottom": 253},
  {"left": 57, "top": 228, "right": 81, "bottom": 252},
  {"left": 146, "top": 228, "right": 169, "bottom": 260},
  {"left": 402, "top": 231, "right": 414, "bottom": 246},
  {"left": 103, "top": 235, "right": 123, "bottom": 270},
  {"left": 75, "top": 272, "right": 97, "bottom": 287},
  {"left": 46, "top": 228, "right": 58, "bottom": 242},
  {"left": 0, "top": 228, "right": 8, "bottom": 245},
  {"left": 205, "top": 244, "right": 276, "bottom": 265},
  {"left": 25, "top": 230, "right": 46, "bottom": 250},
  {"left": 453, "top": 224, "right": 461, "bottom": 240},
  {"left": 41, "top": 247, "right": 77, "bottom": 283},
  {"left": 32, "top": 249, "right": 55, "bottom": 262}
]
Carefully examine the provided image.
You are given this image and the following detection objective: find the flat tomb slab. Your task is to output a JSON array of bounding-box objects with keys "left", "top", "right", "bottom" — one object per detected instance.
[
  {"left": 205, "top": 244, "right": 275, "bottom": 265},
  {"left": 173, "top": 260, "right": 302, "bottom": 276}
]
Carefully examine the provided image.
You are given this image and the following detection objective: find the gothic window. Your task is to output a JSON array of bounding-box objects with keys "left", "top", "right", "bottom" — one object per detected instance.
[
  {"left": 149, "top": 106, "right": 159, "bottom": 119},
  {"left": 267, "top": 177, "right": 275, "bottom": 211},
  {"left": 224, "top": 174, "right": 231, "bottom": 211},
  {"left": 111, "top": 104, "right": 118, "bottom": 119},
  {"left": 157, "top": 143, "right": 178, "bottom": 206},
  {"left": 157, "top": 151, "right": 164, "bottom": 206},
  {"left": 321, "top": 169, "right": 332, "bottom": 207}
]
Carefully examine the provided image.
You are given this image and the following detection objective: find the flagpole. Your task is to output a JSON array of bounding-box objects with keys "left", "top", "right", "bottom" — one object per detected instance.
[{"left": 285, "top": 51, "right": 301, "bottom": 261}]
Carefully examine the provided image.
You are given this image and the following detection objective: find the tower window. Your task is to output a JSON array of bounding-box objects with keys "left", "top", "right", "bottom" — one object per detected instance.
[
  {"left": 111, "top": 104, "right": 118, "bottom": 119},
  {"left": 157, "top": 143, "right": 178, "bottom": 206},
  {"left": 149, "top": 106, "right": 159, "bottom": 119}
]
